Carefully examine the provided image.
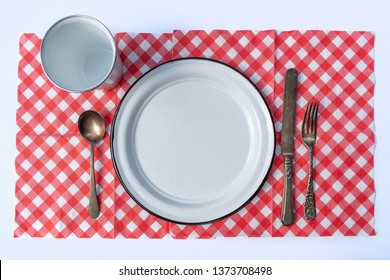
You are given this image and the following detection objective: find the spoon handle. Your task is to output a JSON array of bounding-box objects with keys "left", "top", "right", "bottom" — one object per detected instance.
[{"left": 89, "top": 143, "right": 100, "bottom": 219}]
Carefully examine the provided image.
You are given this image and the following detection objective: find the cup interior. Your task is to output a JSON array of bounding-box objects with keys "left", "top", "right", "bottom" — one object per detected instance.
[{"left": 41, "top": 16, "right": 116, "bottom": 92}]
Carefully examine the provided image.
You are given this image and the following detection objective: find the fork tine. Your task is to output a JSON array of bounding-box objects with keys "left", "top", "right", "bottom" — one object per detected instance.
[
  {"left": 302, "top": 102, "right": 310, "bottom": 134},
  {"left": 309, "top": 102, "right": 315, "bottom": 134},
  {"left": 313, "top": 102, "right": 319, "bottom": 136},
  {"left": 308, "top": 102, "right": 314, "bottom": 133}
]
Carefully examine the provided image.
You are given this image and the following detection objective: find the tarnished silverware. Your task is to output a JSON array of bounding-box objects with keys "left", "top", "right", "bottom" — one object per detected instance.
[
  {"left": 78, "top": 110, "right": 106, "bottom": 219},
  {"left": 280, "top": 68, "right": 298, "bottom": 226},
  {"left": 301, "top": 102, "right": 319, "bottom": 220}
]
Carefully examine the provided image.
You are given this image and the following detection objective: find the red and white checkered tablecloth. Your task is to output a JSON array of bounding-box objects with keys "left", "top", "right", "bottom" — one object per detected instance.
[{"left": 14, "top": 30, "right": 375, "bottom": 238}]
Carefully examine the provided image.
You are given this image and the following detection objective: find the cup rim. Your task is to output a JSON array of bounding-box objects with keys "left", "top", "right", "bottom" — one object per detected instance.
[{"left": 40, "top": 14, "right": 118, "bottom": 93}]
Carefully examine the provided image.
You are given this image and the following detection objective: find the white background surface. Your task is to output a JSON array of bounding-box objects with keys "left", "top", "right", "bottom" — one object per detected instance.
[{"left": 1, "top": 0, "right": 389, "bottom": 260}]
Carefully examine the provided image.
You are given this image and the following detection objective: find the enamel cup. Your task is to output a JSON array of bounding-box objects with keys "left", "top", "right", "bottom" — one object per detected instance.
[{"left": 41, "top": 15, "right": 122, "bottom": 93}]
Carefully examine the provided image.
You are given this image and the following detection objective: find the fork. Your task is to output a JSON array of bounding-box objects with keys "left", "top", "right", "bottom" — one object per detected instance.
[{"left": 301, "top": 102, "right": 319, "bottom": 220}]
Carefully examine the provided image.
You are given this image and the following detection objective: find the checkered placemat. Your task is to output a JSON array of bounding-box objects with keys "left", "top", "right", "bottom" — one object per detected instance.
[{"left": 14, "top": 30, "right": 375, "bottom": 238}]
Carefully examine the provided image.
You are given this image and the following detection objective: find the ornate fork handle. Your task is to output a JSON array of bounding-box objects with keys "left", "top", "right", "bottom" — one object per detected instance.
[{"left": 304, "top": 145, "right": 316, "bottom": 220}]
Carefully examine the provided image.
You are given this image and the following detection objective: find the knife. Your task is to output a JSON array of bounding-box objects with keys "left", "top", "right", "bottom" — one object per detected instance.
[{"left": 280, "top": 68, "right": 298, "bottom": 226}]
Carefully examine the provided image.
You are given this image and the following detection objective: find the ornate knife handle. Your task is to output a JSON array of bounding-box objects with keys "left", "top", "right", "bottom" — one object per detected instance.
[
  {"left": 281, "top": 155, "right": 294, "bottom": 226},
  {"left": 304, "top": 146, "right": 316, "bottom": 220}
]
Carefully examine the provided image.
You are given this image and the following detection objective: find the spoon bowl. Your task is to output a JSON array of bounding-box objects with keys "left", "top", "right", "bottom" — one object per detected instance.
[
  {"left": 78, "top": 110, "right": 105, "bottom": 218},
  {"left": 78, "top": 111, "right": 106, "bottom": 143}
]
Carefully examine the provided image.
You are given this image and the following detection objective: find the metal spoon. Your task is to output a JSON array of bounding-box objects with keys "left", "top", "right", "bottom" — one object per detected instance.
[{"left": 78, "top": 110, "right": 105, "bottom": 219}]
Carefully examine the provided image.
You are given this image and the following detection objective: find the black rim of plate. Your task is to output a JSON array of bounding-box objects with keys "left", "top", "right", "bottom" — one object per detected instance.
[{"left": 110, "top": 57, "right": 276, "bottom": 225}]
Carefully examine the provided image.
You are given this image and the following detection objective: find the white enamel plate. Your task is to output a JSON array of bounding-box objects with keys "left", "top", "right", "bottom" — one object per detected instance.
[{"left": 111, "top": 58, "right": 275, "bottom": 224}]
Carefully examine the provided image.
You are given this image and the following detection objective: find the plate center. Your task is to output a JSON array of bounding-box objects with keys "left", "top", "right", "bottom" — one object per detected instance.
[{"left": 135, "top": 80, "right": 252, "bottom": 201}]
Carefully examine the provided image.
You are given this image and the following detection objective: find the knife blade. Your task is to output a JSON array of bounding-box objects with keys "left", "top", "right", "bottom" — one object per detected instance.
[{"left": 280, "top": 68, "right": 298, "bottom": 226}]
